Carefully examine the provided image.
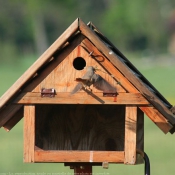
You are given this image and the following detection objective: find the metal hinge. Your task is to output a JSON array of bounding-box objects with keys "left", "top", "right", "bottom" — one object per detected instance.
[
  {"left": 41, "top": 88, "right": 56, "bottom": 98},
  {"left": 103, "top": 92, "right": 118, "bottom": 97}
]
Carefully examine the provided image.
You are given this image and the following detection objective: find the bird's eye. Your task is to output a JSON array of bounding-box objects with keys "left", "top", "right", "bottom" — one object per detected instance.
[{"left": 73, "top": 57, "right": 86, "bottom": 70}]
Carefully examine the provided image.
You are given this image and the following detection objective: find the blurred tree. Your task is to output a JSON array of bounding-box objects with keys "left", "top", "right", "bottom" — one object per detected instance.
[
  {"left": 0, "top": 0, "right": 174, "bottom": 62},
  {"left": 101, "top": 0, "right": 174, "bottom": 55}
]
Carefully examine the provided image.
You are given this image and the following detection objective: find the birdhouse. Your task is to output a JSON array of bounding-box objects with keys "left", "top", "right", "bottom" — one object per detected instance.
[{"left": 0, "top": 18, "right": 175, "bottom": 169}]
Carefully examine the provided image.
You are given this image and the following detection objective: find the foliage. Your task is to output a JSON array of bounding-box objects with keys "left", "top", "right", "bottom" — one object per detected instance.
[{"left": 0, "top": 0, "right": 175, "bottom": 63}]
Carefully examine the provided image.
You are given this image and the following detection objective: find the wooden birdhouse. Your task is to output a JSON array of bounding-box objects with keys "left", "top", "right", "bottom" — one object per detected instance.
[{"left": 0, "top": 18, "right": 175, "bottom": 170}]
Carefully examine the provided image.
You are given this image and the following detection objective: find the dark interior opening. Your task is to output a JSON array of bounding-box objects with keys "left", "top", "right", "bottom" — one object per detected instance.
[
  {"left": 35, "top": 104, "right": 125, "bottom": 151},
  {"left": 73, "top": 57, "right": 86, "bottom": 70}
]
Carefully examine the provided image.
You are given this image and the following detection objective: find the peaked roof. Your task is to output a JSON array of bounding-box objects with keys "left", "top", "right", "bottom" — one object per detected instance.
[{"left": 0, "top": 18, "right": 175, "bottom": 133}]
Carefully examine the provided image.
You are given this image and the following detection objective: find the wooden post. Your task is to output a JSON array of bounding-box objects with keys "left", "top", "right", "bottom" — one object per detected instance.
[
  {"left": 24, "top": 105, "right": 35, "bottom": 162},
  {"left": 124, "top": 106, "right": 137, "bottom": 164},
  {"left": 73, "top": 165, "right": 92, "bottom": 175}
]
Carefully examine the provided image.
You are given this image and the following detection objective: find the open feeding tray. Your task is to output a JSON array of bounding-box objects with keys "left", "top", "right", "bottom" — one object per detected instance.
[{"left": 24, "top": 104, "right": 144, "bottom": 164}]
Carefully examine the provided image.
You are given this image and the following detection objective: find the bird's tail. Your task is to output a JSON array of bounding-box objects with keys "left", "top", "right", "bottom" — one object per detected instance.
[{"left": 70, "top": 83, "right": 83, "bottom": 95}]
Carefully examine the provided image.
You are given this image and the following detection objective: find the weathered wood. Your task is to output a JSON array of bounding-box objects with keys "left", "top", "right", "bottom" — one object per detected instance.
[
  {"left": 14, "top": 92, "right": 150, "bottom": 105},
  {"left": 0, "top": 104, "right": 22, "bottom": 128},
  {"left": 3, "top": 107, "right": 23, "bottom": 131},
  {"left": 31, "top": 38, "right": 117, "bottom": 94},
  {"left": 24, "top": 105, "right": 35, "bottom": 162},
  {"left": 140, "top": 106, "right": 172, "bottom": 134},
  {"left": 124, "top": 106, "right": 137, "bottom": 165},
  {"left": 35, "top": 105, "right": 125, "bottom": 151},
  {"left": 79, "top": 19, "right": 175, "bottom": 125},
  {"left": 0, "top": 34, "right": 84, "bottom": 128},
  {"left": 81, "top": 38, "right": 127, "bottom": 93},
  {"left": 81, "top": 37, "right": 173, "bottom": 133},
  {"left": 34, "top": 150, "right": 124, "bottom": 163},
  {"left": 136, "top": 108, "right": 144, "bottom": 164},
  {"left": 0, "top": 18, "right": 79, "bottom": 109}
]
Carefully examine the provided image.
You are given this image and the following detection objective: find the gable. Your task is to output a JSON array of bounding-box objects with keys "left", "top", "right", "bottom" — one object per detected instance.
[{"left": 0, "top": 18, "right": 175, "bottom": 134}]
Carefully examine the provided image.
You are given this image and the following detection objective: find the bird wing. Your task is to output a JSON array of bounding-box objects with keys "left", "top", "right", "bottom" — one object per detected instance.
[
  {"left": 70, "top": 66, "right": 95, "bottom": 95},
  {"left": 92, "top": 74, "right": 116, "bottom": 93},
  {"left": 70, "top": 83, "right": 83, "bottom": 95}
]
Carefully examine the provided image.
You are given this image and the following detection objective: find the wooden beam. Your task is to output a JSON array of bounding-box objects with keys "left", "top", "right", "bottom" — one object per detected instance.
[
  {"left": 24, "top": 105, "right": 35, "bottom": 162},
  {"left": 124, "top": 106, "right": 137, "bottom": 165},
  {"left": 0, "top": 104, "right": 22, "bottom": 128},
  {"left": 3, "top": 107, "right": 23, "bottom": 131},
  {"left": 34, "top": 150, "right": 124, "bottom": 163},
  {"left": 140, "top": 107, "right": 172, "bottom": 134},
  {"left": 80, "top": 38, "right": 173, "bottom": 133},
  {"left": 79, "top": 19, "right": 175, "bottom": 125},
  {"left": 0, "top": 34, "right": 84, "bottom": 128},
  {"left": 14, "top": 92, "right": 150, "bottom": 105},
  {"left": 136, "top": 108, "right": 144, "bottom": 164},
  {"left": 0, "top": 18, "right": 79, "bottom": 109}
]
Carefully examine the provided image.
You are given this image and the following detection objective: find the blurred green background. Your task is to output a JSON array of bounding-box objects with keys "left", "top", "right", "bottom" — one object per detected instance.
[{"left": 0, "top": 0, "right": 175, "bottom": 174}]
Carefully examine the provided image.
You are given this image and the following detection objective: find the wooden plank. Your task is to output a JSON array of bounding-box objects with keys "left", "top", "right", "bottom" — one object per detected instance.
[
  {"left": 81, "top": 39, "right": 128, "bottom": 93},
  {"left": 140, "top": 107, "right": 172, "bottom": 134},
  {"left": 124, "top": 106, "right": 137, "bottom": 165},
  {"left": 14, "top": 92, "right": 150, "bottom": 105},
  {"left": 3, "top": 107, "right": 23, "bottom": 131},
  {"left": 79, "top": 19, "right": 175, "bottom": 125},
  {"left": 25, "top": 34, "right": 85, "bottom": 93},
  {"left": 136, "top": 108, "right": 144, "bottom": 164},
  {"left": 0, "top": 104, "right": 22, "bottom": 128},
  {"left": 0, "top": 18, "right": 79, "bottom": 109},
  {"left": 80, "top": 37, "right": 173, "bottom": 133},
  {"left": 24, "top": 105, "right": 35, "bottom": 162},
  {"left": 34, "top": 150, "right": 124, "bottom": 163},
  {"left": 0, "top": 34, "right": 84, "bottom": 128}
]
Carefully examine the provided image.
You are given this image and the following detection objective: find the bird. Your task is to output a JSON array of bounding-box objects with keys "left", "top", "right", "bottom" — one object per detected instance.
[{"left": 71, "top": 66, "right": 116, "bottom": 94}]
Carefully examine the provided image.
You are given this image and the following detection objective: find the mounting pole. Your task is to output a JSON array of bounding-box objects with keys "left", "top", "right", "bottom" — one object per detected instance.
[
  {"left": 143, "top": 152, "right": 150, "bottom": 175},
  {"left": 73, "top": 165, "right": 92, "bottom": 175},
  {"left": 65, "top": 163, "right": 102, "bottom": 175}
]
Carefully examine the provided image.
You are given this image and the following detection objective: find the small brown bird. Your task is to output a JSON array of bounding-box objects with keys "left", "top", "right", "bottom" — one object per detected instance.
[{"left": 71, "top": 66, "right": 116, "bottom": 94}]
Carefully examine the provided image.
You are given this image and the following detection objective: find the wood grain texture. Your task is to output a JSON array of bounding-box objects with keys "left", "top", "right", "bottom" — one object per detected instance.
[
  {"left": 124, "top": 106, "right": 137, "bottom": 165},
  {"left": 79, "top": 19, "right": 175, "bottom": 126},
  {"left": 81, "top": 38, "right": 127, "bottom": 93},
  {"left": 0, "top": 34, "right": 84, "bottom": 128},
  {"left": 3, "top": 107, "right": 23, "bottom": 131},
  {"left": 136, "top": 108, "right": 144, "bottom": 164},
  {"left": 24, "top": 105, "right": 35, "bottom": 162},
  {"left": 35, "top": 105, "right": 125, "bottom": 151},
  {"left": 140, "top": 106, "right": 172, "bottom": 134},
  {"left": 80, "top": 35, "right": 173, "bottom": 133},
  {"left": 34, "top": 150, "right": 124, "bottom": 163},
  {"left": 14, "top": 92, "right": 150, "bottom": 105},
  {"left": 0, "top": 104, "right": 22, "bottom": 128},
  {"left": 0, "top": 18, "right": 79, "bottom": 109},
  {"left": 32, "top": 38, "right": 117, "bottom": 94}
]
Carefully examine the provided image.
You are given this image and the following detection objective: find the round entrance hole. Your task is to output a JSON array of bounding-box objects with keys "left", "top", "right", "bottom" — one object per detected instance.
[{"left": 73, "top": 57, "right": 86, "bottom": 70}]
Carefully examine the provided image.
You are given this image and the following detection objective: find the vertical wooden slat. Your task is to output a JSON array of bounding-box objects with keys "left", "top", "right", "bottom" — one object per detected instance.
[
  {"left": 124, "top": 106, "right": 137, "bottom": 164},
  {"left": 136, "top": 108, "right": 144, "bottom": 164},
  {"left": 24, "top": 105, "right": 35, "bottom": 162}
]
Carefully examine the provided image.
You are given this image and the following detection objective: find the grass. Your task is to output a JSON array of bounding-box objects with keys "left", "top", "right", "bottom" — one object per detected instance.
[{"left": 0, "top": 56, "right": 175, "bottom": 174}]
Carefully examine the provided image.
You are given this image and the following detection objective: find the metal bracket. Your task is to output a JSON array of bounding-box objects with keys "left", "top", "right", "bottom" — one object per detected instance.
[
  {"left": 103, "top": 92, "right": 118, "bottom": 97},
  {"left": 144, "top": 152, "right": 150, "bottom": 175},
  {"left": 41, "top": 88, "right": 56, "bottom": 98}
]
